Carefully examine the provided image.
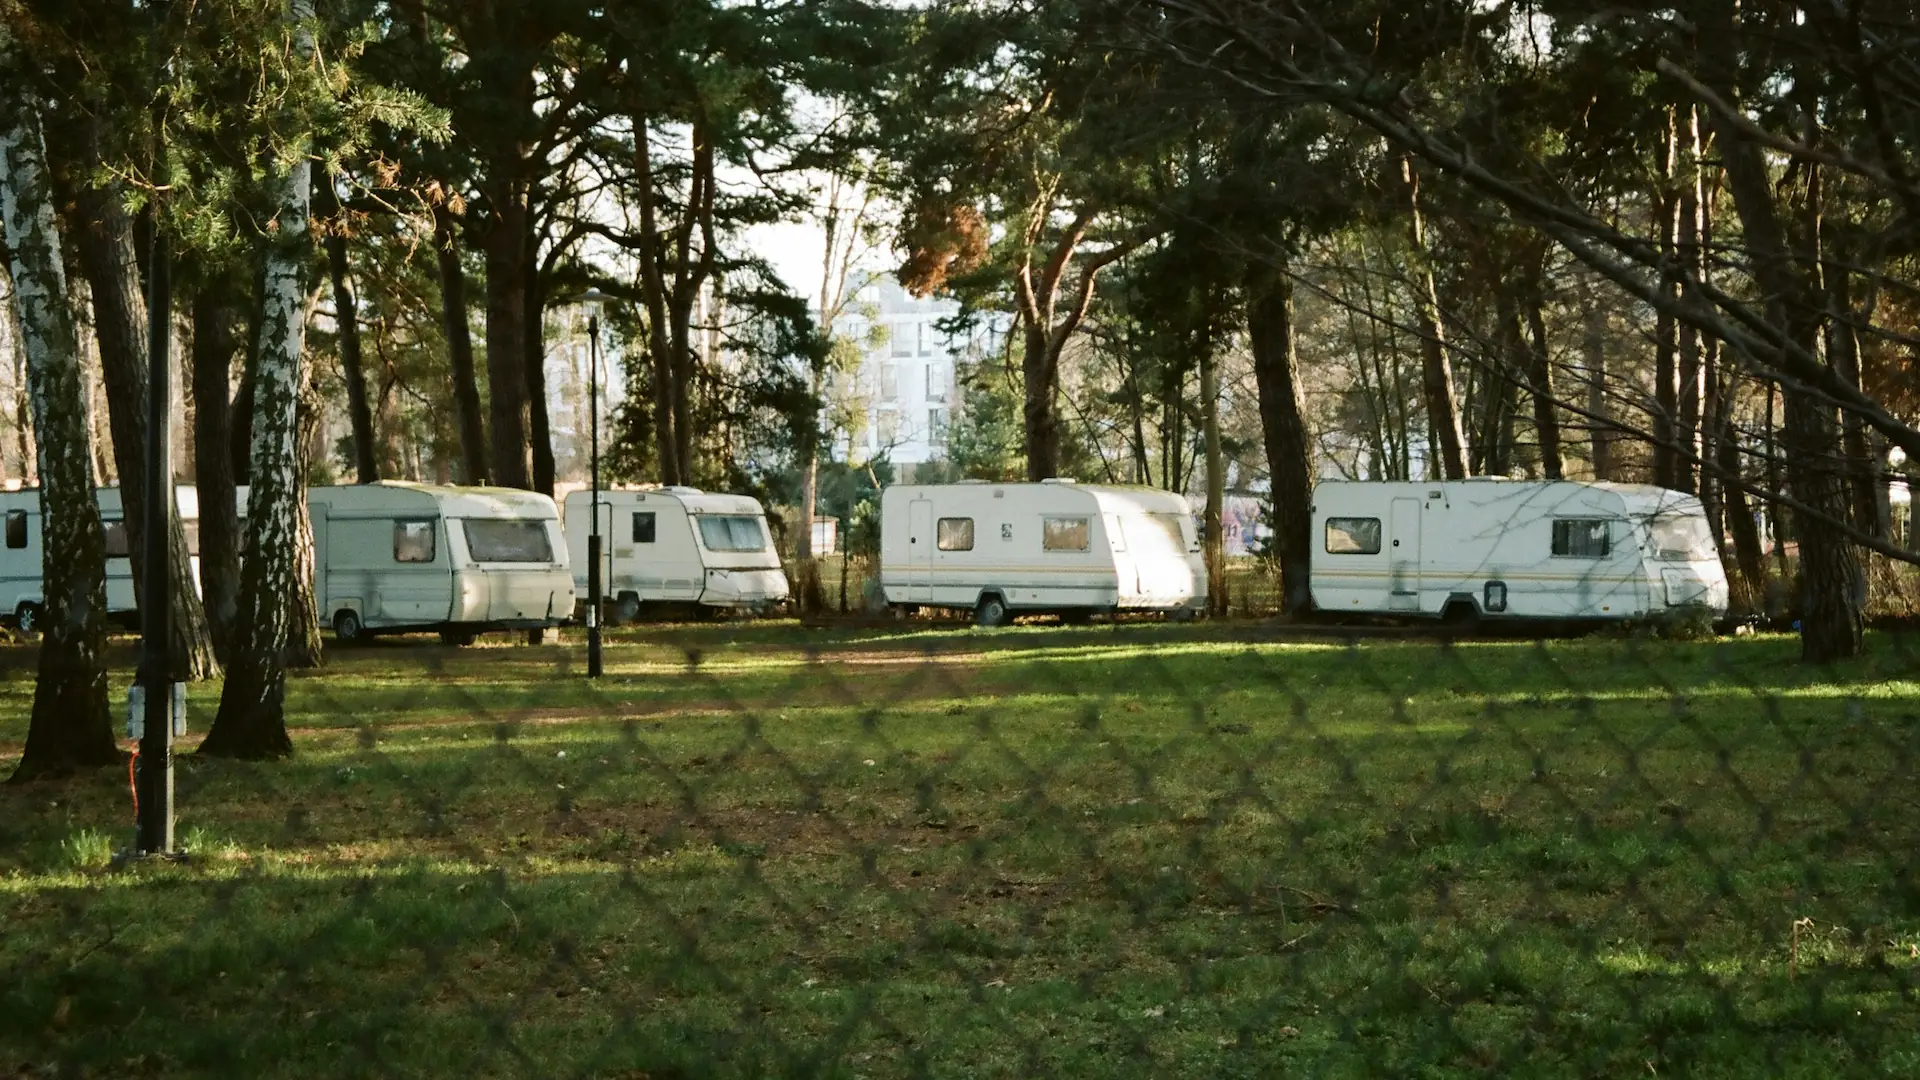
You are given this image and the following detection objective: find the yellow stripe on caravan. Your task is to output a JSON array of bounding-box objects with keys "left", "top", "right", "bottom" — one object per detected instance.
[{"left": 1312, "top": 568, "right": 1645, "bottom": 584}]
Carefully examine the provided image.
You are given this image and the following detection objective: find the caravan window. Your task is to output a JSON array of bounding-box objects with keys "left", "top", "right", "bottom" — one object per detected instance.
[
  {"left": 1042, "top": 516, "right": 1090, "bottom": 552},
  {"left": 1147, "top": 513, "right": 1196, "bottom": 553},
  {"left": 632, "top": 512, "right": 656, "bottom": 544},
  {"left": 393, "top": 519, "right": 437, "bottom": 563},
  {"left": 1552, "top": 519, "right": 1612, "bottom": 558},
  {"left": 181, "top": 521, "right": 200, "bottom": 556},
  {"left": 1649, "top": 515, "right": 1714, "bottom": 561},
  {"left": 936, "top": 517, "right": 974, "bottom": 551},
  {"left": 102, "top": 520, "right": 130, "bottom": 558},
  {"left": 697, "top": 515, "right": 768, "bottom": 552},
  {"left": 1324, "top": 517, "right": 1381, "bottom": 555},
  {"left": 4, "top": 510, "right": 23, "bottom": 549},
  {"left": 465, "top": 519, "right": 553, "bottom": 563}
]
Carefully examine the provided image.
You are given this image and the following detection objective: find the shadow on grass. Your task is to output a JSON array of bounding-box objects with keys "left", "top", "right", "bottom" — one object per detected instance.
[{"left": 2, "top": 632, "right": 1919, "bottom": 1076}]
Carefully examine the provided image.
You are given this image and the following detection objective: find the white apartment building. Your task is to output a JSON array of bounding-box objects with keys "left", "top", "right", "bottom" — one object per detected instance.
[{"left": 828, "top": 275, "right": 1002, "bottom": 469}]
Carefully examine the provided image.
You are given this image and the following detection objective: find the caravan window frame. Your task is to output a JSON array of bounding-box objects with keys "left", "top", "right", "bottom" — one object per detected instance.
[
  {"left": 393, "top": 518, "right": 438, "bottom": 564},
  {"left": 5, "top": 509, "right": 25, "bottom": 549},
  {"left": 102, "top": 520, "right": 130, "bottom": 558},
  {"left": 462, "top": 518, "right": 555, "bottom": 564},
  {"left": 936, "top": 517, "right": 974, "bottom": 551},
  {"left": 696, "top": 514, "right": 769, "bottom": 553},
  {"left": 1042, "top": 516, "right": 1091, "bottom": 553},
  {"left": 1324, "top": 517, "right": 1382, "bottom": 555},
  {"left": 1551, "top": 518, "right": 1613, "bottom": 559},
  {"left": 632, "top": 511, "right": 656, "bottom": 544}
]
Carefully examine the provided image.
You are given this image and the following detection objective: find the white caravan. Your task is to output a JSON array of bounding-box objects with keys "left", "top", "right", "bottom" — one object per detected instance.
[
  {"left": 561, "top": 486, "right": 789, "bottom": 621},
  {"left": 878, "top": 480, "right": 1207, "bottom": 626},
  {"left": 1309, "top": 479, "right": 1730, "bottom": 622},
  {"left": 0, "top": 485, "right": 202, "bottom": 632},
  {"left": 308, "top": 482, "right": 574, "bottom": 643}
]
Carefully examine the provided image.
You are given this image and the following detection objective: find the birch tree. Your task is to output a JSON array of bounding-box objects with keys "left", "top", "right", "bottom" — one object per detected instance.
[
  {"left": 201, "top": 0, "right": 317, "bottom": 759},
  {"left": 0, "top": 84, "right": 115, "bottom": 781}
]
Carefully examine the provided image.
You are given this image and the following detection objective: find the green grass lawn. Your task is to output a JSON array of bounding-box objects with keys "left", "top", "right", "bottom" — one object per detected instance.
[{"left": 3, "top": 623, "right": 1919, "bottom": 1078}]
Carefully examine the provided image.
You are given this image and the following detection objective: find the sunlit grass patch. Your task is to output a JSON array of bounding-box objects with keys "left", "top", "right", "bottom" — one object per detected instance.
[{"left": 0, "top": 627, "right": 1918, "bottom": 1076}]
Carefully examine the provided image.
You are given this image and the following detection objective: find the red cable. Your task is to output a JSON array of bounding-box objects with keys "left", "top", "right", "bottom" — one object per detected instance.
[{"left": 128, "top": 746, "right": 140, "bottom": 821}]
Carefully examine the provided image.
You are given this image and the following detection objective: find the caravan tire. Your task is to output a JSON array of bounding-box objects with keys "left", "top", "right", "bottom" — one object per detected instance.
[
  {"left": 14, "top": 601, "right": 40, "bottom": 635},
  {"left": 613, "top": 594, "right": 642, "bottom": 625},
  {"left": 440, "top": 629, "right": 477, "bottom": 647},
  {"left": 976, "top": 594, "right": 1011, "bottom": 628},
  {"left": 333, "top": 610, "right": 365, "bottom": 643}
]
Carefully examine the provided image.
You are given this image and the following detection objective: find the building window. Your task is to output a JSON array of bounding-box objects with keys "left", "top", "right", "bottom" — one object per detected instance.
[
  {"left": 880, "top": 363, "right": 899, "bottom": 402},
  {"left": 926, "top": 363, "right": 945, "bottom": 402},
  {"left": 1042, "top": 516, "right": 1091, "bottom": 552},
  {"left": 917, "top": 322, "right": 931, "bottom": 356},
  {"left": 102, "top": 520, "right": 130, "bottom": 558},
  {"left": 877, "top": 410, "right": 900, "bottom": 444},
  {"left": 1552, "top": 519, "right": 1612, "bottom": 558},
  {"left": 936, "top": 517, "right": 974, "bottom": 551},
  {"left": 6, "top": 510, "right": 26, "bottom": 549},
  {"left": 632, "top": 512, "right": 656, "bottom": 543},
  {"left": 928, "top": 408, "right": 949, "bottom": 445},
  {"left": 394, "top": 519, "right": 437, "bottom": 563},
  {"left": 1324, "top": 517, "right": 1381, "bottom": 555},
  {"left": 890, "top": 323, "right": 911, "bottom": 358}
]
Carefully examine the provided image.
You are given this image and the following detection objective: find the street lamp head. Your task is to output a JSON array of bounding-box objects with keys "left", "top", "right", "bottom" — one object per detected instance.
[{"left": 574, "top": 287, "right": 609, "bottom": 321}]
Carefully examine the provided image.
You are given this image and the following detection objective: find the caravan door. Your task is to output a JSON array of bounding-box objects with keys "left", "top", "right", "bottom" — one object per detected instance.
[
  {"left": 596, "top": 499, "right": 615, "bottom": 592},
  {"left": 1387, "top": 497, "right": 1422, "bottom": 611},
  {"left": 907, "top": 498, "right": 934, "bottom": 603}
]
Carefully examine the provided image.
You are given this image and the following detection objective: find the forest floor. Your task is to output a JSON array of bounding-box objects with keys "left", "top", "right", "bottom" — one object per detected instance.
[{"left": 2, "top": 624, "right": 1919, "bottom": 1078}]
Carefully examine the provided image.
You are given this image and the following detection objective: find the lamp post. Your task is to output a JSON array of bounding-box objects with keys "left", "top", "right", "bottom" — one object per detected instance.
[{"left": 577, "top": 288, "right": 607, "bottom": 678}]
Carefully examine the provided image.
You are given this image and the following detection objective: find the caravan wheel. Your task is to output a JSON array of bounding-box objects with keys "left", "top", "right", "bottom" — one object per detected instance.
[
  {"left": 440, "top": 629, "right": 477, "bottom": 647},
  {"left": 975, "top": 594, "right": 1011, "bottom": 628},
  {"left": 613, "top": 594, "right": 642, "bottom": 625},
  {"left": 14, "top": 601, "right": 40, "bottom": 635},
  {"left": 333, "top": 610, "right": 365, "bottom": 643}
]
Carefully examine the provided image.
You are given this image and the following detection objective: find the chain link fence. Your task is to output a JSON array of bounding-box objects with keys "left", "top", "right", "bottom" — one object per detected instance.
[{"left": 3, "top": 621, "right": 1919, "bottom": 1077}]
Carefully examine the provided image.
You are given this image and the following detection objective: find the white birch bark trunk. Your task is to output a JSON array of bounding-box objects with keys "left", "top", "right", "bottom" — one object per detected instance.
[
  {"left": 203, "top": 0, "right": 316, "bottom": 757},
  {"left": 0, "top": 88, "right": 116, "bottom": 779}
]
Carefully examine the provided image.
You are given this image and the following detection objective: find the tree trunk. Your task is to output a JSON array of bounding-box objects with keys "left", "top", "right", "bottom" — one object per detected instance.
[
  {"left": 1708, "top": 51, "right": 1863, "bottom": 660},
  {"left": 1718, "top": 391, "right": 1769, "bottom": 607},
  {"left": 3, "top": 264, "right": 33, "bottom": 484},
  {"left": 482, "top": 175, "right": 532, "bottom": 490},
  {"left": 203, "top": 2, "right": 315, "bottom": 757},
  {"left": 1, "top": 97, "right": 115, "bottom": 781},
  {"left": 1675, "top": 110, "right": 1706, "bottom": 495},
  {"left": 1200, "top": 327, "right": 1225, "bottom": 617},
  {"left": 1523, "top": 277, "right": 1563, "bottom": 480},
  {"left": 190, "top": 263, "right": 244, "bottom": 658},
  {"left": 1397, "top": 155, "right": 1466, "bottom": 480},
  {"left": 434, "top": 206, "right": 487, "bottom": 485},
  {"left": 524, "top": 258, "right": 554, "bottom": 497},
  {"left": 316, "top": 172, "right": 377, "bottom": 485},
  {"left": 1020, "top": 321, "right": 1060, "bottom": 481},
  {"left": 1826, "top": 259, "right": 1883, "bottom": 538},
  {"left": 1246, "top": 262, "right": 1313, "bottom": 617},
  {"left": 67, "top": 169, "right": 219, "bottom": 681},
  {"left": 284, "top": 372, "right": 324, "bottom": 669},
  {"left": 1581, "top": 283, "right": 1613, "bottom": 480}
]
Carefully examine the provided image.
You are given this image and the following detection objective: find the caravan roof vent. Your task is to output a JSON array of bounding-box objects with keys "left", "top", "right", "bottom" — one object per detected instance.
[
  {"left": 663, "top": 485, "right": 704, "bottom": 495},
  {"left": 1040, "top": 477, "right": 1078, "bottom": 485}
]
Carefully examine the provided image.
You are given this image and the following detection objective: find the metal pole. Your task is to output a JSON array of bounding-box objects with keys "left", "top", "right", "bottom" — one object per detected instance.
[
  {"left": 586, "top": 312, "right": 602, "bottom": 678},
  {"left": 136, "top": 208, "right": 174, "bottom": 855}
]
